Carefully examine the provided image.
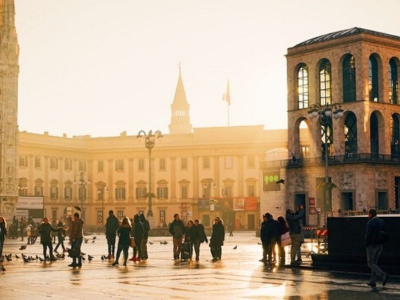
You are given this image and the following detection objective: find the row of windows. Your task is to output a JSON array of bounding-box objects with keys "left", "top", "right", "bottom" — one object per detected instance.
[
  {"left": 19, "top": 156, "right": 257, "bottom": 171},
  {"left": 296, "top": 55, "right": 399, "bottom": 108},
  {"left": 18, "top": 183, "right": 257, "bottom": 199}
]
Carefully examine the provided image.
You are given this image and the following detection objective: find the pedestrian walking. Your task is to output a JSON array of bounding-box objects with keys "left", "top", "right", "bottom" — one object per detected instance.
[
  {"left": 130, "top": 214, "right": 143, "bottom": 262},
  {"left": 68, "top": 213, "right": 84, "bottom": 268},
  {"left": 112, "top": 217, "right": 132, "bottom": 267},
  {"left": 54, "top": 220, "right": 66, "bottom": 253},
  {"left": 38, "top": 217, "right": 60, "bottom": 262},
  {"left": 295, "top": 205, "right": 304, "bottom": 262},
  {"left": 190, "top": 219, "right": 208, "bottom": 261},
  {"left": 286, "top": 205, "right": 304, "bottom": 265},
  {"left": 105, "top": 210, "right": 119, "bottom": 260},
  {"left": 277, "top": 216, "right": 289, "bottom": 265},
  {"left": 0, "top": 216, "right": 7, "bottom": 262},
  {"left": 139, "top": 214, "right": 150, "bottom": 260},
  {"left": 210, "top": 217, "right": 225, "bottom": 261},
  {"left": 228, "top": 221, "right": 234, "bottom": 236},
  {"left": 183, "top": 220, "right": 193, "bottom": 260},
  {"left": 259, "top": 213, "right": 269, "bottom": 262},
  {"left": 169, "top": 213, "right": 186, "bottom": 260},
  {"left": 365, "top": 208, "right": 389, "bottom": 287}
]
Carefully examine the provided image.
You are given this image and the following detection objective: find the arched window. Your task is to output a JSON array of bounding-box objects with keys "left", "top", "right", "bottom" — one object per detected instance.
[
  {"left": 343, "top": 55, "right": 356, "bottom": 103},
  {"left": 319, "top": 59, "right": 331, "bottom": 105},
  {"left": 391, "top": 114, "right": 400, "bottom": 157},
  {"left": 369, "top": 55, "right": 379, "bottom": 102},
  {"left": 297, "top": 64, "right": 309, "bottom": 109},
  {"left": 344, "top": 113, "right": 357, "bottom": 156},
  {"left": 370, "top": 113, "right": 379, "bottom": 154},
  {"left": 389, "top": 59, "right": 398, "bottom": 104}
]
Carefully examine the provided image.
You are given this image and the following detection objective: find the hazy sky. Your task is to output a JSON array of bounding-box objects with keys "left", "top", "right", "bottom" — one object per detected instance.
[{"left": 14, "top": 0, "right": 400, "bottom": 137}]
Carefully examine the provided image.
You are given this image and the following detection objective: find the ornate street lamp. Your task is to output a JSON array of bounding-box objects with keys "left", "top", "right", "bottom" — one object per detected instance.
[
  {"left": 74, "top": 172, "right": 90, "bottom": 218},
  {"left": 137, "top": 130, "right": 163, "bottom": 218},
  {"left": 308, "top": 103, "right": 343, "bottom": 212}
]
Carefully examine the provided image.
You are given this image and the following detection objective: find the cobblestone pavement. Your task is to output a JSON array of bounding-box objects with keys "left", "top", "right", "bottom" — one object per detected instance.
[{"left": 1, "top": 232, "right": 399, "bottom": 299}]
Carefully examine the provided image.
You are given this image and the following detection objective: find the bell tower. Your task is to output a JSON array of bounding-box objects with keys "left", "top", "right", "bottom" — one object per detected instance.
[
  {"left": 169, "top": 65, "right": 192, "bottom": 134},
  {"left": 0, "top": 0, "right": 20, "bottom": 217}
]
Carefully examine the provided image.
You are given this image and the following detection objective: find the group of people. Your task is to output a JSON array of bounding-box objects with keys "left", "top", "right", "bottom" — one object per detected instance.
[
  {"left": 105, "top": 210, "right": 150, "bottom": 266},
  {"left": 260, "top": 205, "right": 304, "bottom": 266},
  {"left": 168, "top": 213, "right": 215, "bottom": 262}
]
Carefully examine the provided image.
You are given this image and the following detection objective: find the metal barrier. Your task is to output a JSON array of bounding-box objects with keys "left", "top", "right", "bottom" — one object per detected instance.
[
  {"left": 303, "top": 226, "right": 317, "bottom": 257},
  {"left": 316, "top": 229, "right": 328, "bottom": 254}
]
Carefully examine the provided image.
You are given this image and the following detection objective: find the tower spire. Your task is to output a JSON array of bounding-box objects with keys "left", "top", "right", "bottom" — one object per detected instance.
[
  {"left": 169, "top": 64, "right": 192, "bottom": 134},
  {"left": 0, "top": 0, "right": 16, "bottom": 28}
]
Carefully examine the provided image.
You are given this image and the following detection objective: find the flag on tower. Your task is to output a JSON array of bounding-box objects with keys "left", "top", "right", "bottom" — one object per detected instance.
[{"left": 222, "top": 80, "right": 231, "bottom": 105}]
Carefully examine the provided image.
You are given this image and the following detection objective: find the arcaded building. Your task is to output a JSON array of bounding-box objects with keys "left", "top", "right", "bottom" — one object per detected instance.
[{"left": 284, "top": 27, "right": 400, "bottom": 226}]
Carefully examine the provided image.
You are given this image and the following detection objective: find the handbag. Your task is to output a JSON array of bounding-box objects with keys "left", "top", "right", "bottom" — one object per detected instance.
[
  {"left": 130, "top": 237, "right": 136, "bottom": 248},
  {"left": 281, "top": 232, "right": 291, "bottom": 247},
  {"left": 68, "top": 247, "right": 81, "bottom": 258}
]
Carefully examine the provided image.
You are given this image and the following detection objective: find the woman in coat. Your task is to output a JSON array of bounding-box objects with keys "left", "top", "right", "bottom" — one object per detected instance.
[
  {"left": 112, "top": 217, "right": 132, "bottom": 266},
  {"left": 38, "top": 217, "right": 59, "bottom": 262},
  {"left": 210, "top": 217, "right": 225, "bottom": 261}
]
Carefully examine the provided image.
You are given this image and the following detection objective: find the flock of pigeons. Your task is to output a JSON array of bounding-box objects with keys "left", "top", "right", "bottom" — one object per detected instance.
[{"left": 0, "top": 237, "right": 238, "bottom": 273}]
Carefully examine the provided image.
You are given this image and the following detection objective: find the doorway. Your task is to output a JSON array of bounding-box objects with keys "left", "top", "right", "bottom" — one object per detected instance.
[{"left": 341, "top": 192, "right": 354, "bottom": 211}]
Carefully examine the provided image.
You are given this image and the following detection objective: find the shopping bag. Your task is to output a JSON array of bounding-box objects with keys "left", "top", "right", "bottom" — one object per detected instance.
[{"left": 281, "top": 232, "right": 291, "bottom": 247}]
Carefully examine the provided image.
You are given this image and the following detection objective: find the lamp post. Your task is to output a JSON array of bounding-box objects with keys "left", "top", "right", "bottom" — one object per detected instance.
[
  {"left": 98, "top": 185, "right": 108, "bottom": 223},
  {"left": 74, "top": 172, "right": 90, "bottom": 218},
  {"left": 308, "top": 103, "right": 343, "bottom": 212},
  {"left": 137, "top": 130, "right": 162, "bottom": 218}
]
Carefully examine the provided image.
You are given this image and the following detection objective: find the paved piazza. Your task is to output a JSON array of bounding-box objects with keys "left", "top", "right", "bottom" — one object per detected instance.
[{"left": 1, "top": 232, "right": 399, "bottom": 299}]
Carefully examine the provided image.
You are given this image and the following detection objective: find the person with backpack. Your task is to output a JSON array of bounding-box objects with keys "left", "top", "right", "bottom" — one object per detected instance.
[
  {"left": 365, "top": 208, "right": 389, "bottom": 288},
  {"left": 169, "top": 213, "right": 186, "bottom": 260}
]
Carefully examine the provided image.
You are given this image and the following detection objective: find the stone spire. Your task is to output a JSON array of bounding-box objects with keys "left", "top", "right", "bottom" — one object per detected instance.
[
  {"left": 0, "top": 0, "right": 20, "bottom": 217},
  {"left": 168, "top": 65, "right": 192, "bottom": 134}
]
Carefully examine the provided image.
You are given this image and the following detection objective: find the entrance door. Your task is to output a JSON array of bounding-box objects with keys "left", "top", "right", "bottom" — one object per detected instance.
[
  {"left": 294, "top": 193, "right": 306, "bottom": 225},
  {"left": 376, "top": 191, "right": 388, "bottom": 210},
  {"left": 247, "top": 214, "right": 255, "bottom": 230}
]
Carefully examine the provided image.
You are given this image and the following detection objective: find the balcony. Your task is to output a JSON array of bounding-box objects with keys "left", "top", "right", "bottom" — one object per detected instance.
[{"left": 261, "top": 153, "right": 400, "bottom": 169}]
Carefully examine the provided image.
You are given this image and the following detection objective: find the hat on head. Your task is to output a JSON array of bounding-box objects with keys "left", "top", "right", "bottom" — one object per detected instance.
[{"left": 215, "top": 217, "right": 220, "bottom": 221}]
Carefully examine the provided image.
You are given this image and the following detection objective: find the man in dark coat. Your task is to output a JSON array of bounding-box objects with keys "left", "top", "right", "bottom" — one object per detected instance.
[
  {"left": 210, "top": 217, "right": 225, "bottom": 261},
  {"left": 190, "top": 219, "right": 208, "bottom": 261},
  {"left": 286, "top": 206, "right": 304, "bottom": 265},
  {"left": 169, "top": 213, "right": 186, "bottom": 260},
  {"left": 365, "top": 208, "right": 388, "bottom": 287},
  {"left": 105, "top": 210, "right": 119, "bottom": 259},
  {"left": 139, "top": 214, "right": 150, "bottom": 260}
]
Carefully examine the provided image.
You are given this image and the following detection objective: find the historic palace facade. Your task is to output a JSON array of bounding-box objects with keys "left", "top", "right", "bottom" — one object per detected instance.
[{"left": 283, "top": 27, "right": 400, "bottom": 226}]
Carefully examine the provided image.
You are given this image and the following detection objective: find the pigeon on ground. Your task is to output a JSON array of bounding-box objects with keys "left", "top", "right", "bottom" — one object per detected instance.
[
  {"left": 38, "top": 256, "right": 44, "bottom": 262},
  {"left": 19, "top": 244, "right": 27, "bottom": 250},
  {"left": 92, "top": 240, "right": 95, "bottom": 243},
  {"left": 92, "top": 236, "right": 97, "bottom": 240},
  {"left": 23, "top": 256, "right": 30, "bottom": 263},
  {"left": 1, "top": 265, "right": 5, "bottom": 272},
  {"left": 84, "top": 238, "right": 89, "bottom": 243},
  {"left": 88, "top": 255, "right": 94, "bottom": 261},
  {"left": 233, "top": 245, "right": 237, "bottom": 249},
  {"left": 149, "top": 241, "right": 153, "bottom": 245},
  {"left": 101, "top": 255, "right": 105, "bottom": 261},
  {"left": 15, "top": 254, "right": 20, "bottom": 259}
]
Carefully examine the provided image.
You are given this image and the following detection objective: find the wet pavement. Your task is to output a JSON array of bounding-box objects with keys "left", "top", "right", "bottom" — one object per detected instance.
[{"left": 1, "top": 232, "right": 399, "bottom": 299}]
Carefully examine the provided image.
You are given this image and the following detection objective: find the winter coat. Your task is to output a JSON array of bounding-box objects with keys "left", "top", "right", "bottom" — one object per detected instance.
[
  {"left": 211, "top": 222, "right": 225, "bottom": 247},
  {"left": 169, "top": 220, "right": 186, "bottom": 239},
  {"left": 105, "top": 214, "right": 119, "bottom": 238},
  {"left": 0, "top": 222, "right": 7, "bottom": 241},
  {"left": 132, "top": 220, "right": 144, "bottom": 241},
  {"left": 70, "top": 218, "right": 84, "bottom": 241},
  {"left": 38, "top": 223, "right": 58, "bottom": 244},
  {"left": 190, "top": 224, "right": 208, "bottom": 243},
  {"left": 117, "top": 224, "right": 132, "bottom": 246},
  {"left": 365, "top": 216, "right": 386, "bottom": 246},
  {"left": 286, "top": 209, "right": 304, "bottom": 234}
]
